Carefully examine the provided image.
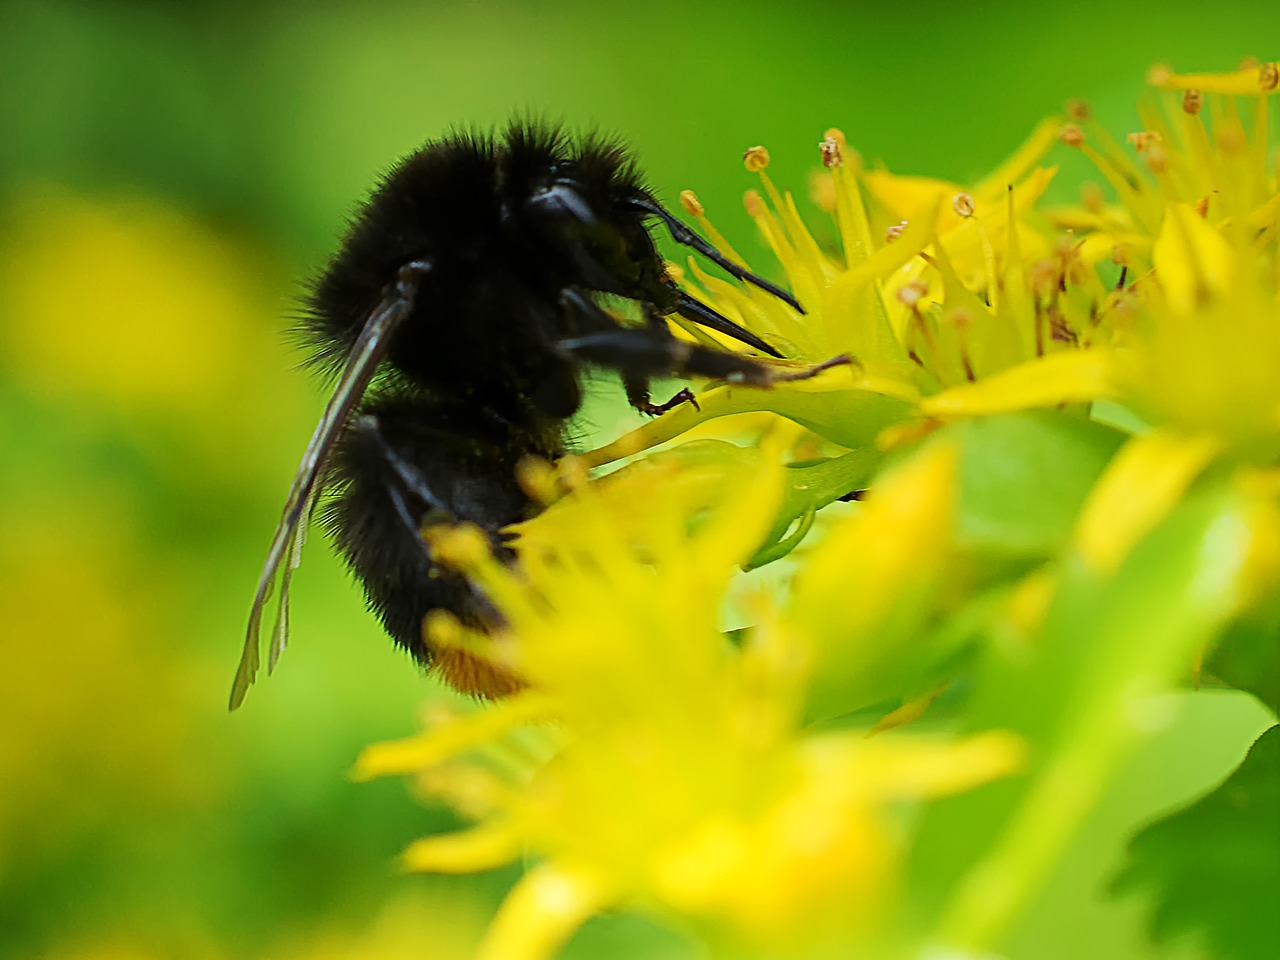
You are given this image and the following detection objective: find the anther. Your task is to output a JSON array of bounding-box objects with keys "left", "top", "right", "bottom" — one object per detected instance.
[
  {"left": 679, "top": 190, "right": 704, "bottom": 218},
  {"left": 822, "top": 127, "right": 847, "bottom": 147},
  {"left": 1048, "top": 308, "right": 1077, "bottom": 345},
  {"left": 820, "top": 136, "right": 843, "bottom": 168},
  {"left": 1260, "top": 61, "right": 1279, "bottom": 92},
  {"left": 558, "top": 456, "right": 590, "bottom": 491},
  {"left": 515, "top": 456, "right": 563, "bottom": 508},
  {"left": 1030, "top": 259, "right": 1060, "bottom": 298},
  {"left": 1066, "top": 99, "right": 1091, "bottom": 121},
  {"left": 1081, "top": 182, "right": 1104, "bottom": 214},
  {"left": 743, "top": 146, "right": 770, "bottom": 172},
  {"left": 427, "top": 524, "right": 493, "bottom": 569},
  {"left": 952, "top": 192, "right": 975, "bottom": 218},
  {"left": 1058, "top": 124, "right": 1085, "bottom": 148},
  {"left": 1182, "top": 89, "right": 1203, "bottom": 115},
  {"left": 1126, "top": 131, "right": 1161, "bottom": 152},
  {"left": 424, "top": 610, "right": 464, "bottom": 651},
  {"left": 743, "top": 189, "right": 766, "bottom": 217},
  {"left": 1218, "top": 126, "right": 1246, "bottom": 155},
  {"left": 896, "top": 280, "right": 928, "bottom": 306},
  {"left": 885, "top": 221, "right": 908, "bottom": 243},
  {"left": 1144, "top": 143, "right": 1168, "bottom": 174}
]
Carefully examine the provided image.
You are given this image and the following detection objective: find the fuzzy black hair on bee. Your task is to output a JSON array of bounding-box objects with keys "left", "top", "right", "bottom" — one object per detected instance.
[{"left": 230, "top": 120, "right": 843, "bottom": 709}]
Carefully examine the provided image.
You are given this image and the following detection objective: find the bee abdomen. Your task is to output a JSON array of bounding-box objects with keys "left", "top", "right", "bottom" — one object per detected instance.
[{"left": 321, "top": 396, "right": 553, "bottom": 672}]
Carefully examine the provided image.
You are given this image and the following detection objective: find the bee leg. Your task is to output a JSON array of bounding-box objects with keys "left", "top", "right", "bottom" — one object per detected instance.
[
  {"left": 623, "top": 373, "right": 699, "bottom": 417},
  {"left": 558, "top": 327, "right": 766, "bottom": 384},
  {"left": 559, "top": 287, "right": 846, "bottom": 406},
  {"left": 625, "top": 197, "right": 805, "bottom": 314},
  {"left": 621, "top": 304, "right": 702, "bottom": 416},
  {"left": 330, "top": 413, "right": 506, "bottom": 664},
  {"left": 562, "top": 327, "right": 850, "bottom": 387},
  {"left": 338, "top": 415, "right": 449, "bottom": 570}
]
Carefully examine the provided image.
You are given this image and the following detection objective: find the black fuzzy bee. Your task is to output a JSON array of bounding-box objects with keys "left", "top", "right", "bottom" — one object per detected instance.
[{"left": 230, "top": 121, "right": 841, "bottom": 708}]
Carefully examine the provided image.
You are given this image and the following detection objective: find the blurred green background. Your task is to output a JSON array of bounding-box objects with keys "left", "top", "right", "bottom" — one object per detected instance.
[{"left": 1, "top": 2, "right": 1275, "bottom": 958}]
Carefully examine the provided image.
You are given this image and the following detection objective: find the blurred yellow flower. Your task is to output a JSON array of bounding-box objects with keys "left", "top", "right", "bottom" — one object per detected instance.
[
  {"left": 924, "top": 64, "right": 1279, "bottom": 427},
  {"left": 0, "top": 187, "right": 298, "bottom": 478},
  {"left": 1, "top": 190, "right": 266, "bottom": 409},
  {"left": 357, "top": 64, "right": 1275, "bottom": 960},
  {"left": 356, "top": 437, "right": 1022, "bottom": 959},
  {"left": 0, "top": 190, "right": 285, "bottom": 873},
  {"left": 919, "top": 65, "right": 1279, "bottom": 571}
]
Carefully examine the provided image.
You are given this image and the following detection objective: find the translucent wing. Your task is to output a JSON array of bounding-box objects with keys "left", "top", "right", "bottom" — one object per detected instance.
[{"left": 229, "top": 262, "right": 428, "bottom": 710}]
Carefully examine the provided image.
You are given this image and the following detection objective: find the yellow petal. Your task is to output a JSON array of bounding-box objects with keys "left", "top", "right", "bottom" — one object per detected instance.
[
  {"left": 974, "top": 117, "right": 1064, "bottom": 199},
  {"left": 863, "top": 170, "right": 962, "bottom": 227},
  {"left": 688, "top": 427, "right": 791, "bottom": 570},
  {"left": 401, "top": 821, "right": 523, "bottom": 873},
  {"left": 1074, "top": 430, "right": 1222, "bottom": 574},
  {"left": 860, "top": 731, "right": 1027, "bottom": 799},
  {"left": 920, "top": 350, "right": 1116, "bottom": 417},
  {"left": 1151, "top": 202, "right": 1236, "bottom": 315},
  {"left": 1149, "top": 62, "right": 1280, "bottom": 95},
  {"left": 351, "top": 693, "right": 551, "bottom": 780},
  {"left": 1236, "top": 487, "right": 1280, "bottom": 607},
  {"left": 477, "top": 863, "right": 611, "bottom": 960},
  {"left": 795, "top": 440, "right": 956, "bottom": 625},
  {"left": 792, "top": 440, "right": 958, "bottom": 717},
  {"left": 868, "top": 684, "right": 949, "bottom": 735}
]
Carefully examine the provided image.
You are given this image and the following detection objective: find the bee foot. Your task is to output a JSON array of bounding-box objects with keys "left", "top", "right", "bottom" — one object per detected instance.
[{"left": 636, "top": 387, "right": 699, "bottom": 417}]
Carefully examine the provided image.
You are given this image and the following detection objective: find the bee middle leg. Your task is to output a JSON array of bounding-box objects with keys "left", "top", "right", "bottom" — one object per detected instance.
[
  {"left": 621, "top": 302, "right": 699, "bottom": 416},
  {"left": 559, "top": 327, "right": 789, "bottom": 388},
  {"left": 566, "top": 329, "right": 851, "bottom": 425},
  {"left": 623, "top": 373, "right": 699, "bottom": 417}
]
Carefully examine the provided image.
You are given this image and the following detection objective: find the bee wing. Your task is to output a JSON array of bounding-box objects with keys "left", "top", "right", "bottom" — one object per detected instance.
[{"left": 230, "top": 267, "right": 426, "bottom": 710}]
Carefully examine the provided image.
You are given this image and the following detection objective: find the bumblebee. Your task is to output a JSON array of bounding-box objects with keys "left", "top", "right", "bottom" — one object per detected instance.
[{"left": 231, "top": 121, "right": 836, "bottom": 708}]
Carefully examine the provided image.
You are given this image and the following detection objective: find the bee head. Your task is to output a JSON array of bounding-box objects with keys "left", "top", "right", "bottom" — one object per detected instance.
[{"left": 523, "top": 170, "right": 667, "bottom": 300}]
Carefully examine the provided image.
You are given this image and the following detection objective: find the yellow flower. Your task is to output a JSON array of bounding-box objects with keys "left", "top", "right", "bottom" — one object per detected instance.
[
  {"left": 356, "top": 437, "right": 1022, "bottom": 960},
  {"left": 586, "top": 112, "right": 1075, "bottom": 473},
  {"left": 926, "top": 68, "right": 1278, "bottom": 408},
  {"left": 356, "top": 64, "right": 1276, "bottom": 959},
  {"left": 915, "top": 65, "right": 1279, "bottom": 571}
]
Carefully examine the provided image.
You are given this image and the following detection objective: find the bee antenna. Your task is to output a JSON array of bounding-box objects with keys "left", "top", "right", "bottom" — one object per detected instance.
[{"left": 627, "top": 198, "right": 805, "bottom": 314}]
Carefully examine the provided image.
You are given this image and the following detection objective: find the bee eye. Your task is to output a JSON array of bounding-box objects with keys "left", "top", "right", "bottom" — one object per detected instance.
[{"left": 529, "top": 182, "right": 594, "bottom": 224}]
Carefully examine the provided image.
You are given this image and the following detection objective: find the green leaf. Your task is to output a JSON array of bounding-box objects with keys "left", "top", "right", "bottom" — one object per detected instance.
[
  {"left": 1113, "top": 724, "right": 1280, "bottom": 960},
  {"left": 949, "top": 410, "right": 1127, "bottom": 559},
  {"left": 760, "top": 387, "right": 914, "bottom": 449},
  {"left": 1209, "top": 591, "right": 1280, "bottom": 715},
  {"left": 747, "top": 448, "right": 882, "bottom": 569},
  {"left": 910, "top": 483, "right": 1260, "bottom": 953}
]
